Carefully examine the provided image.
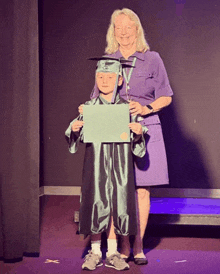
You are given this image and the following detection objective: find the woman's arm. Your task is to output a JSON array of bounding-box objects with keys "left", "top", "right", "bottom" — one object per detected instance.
[
  {"left": 129, "top": 52, "right": 173, "bottom": 116},
  {"left": 129, "top": 96, "right": 172, "bottom": 116}
]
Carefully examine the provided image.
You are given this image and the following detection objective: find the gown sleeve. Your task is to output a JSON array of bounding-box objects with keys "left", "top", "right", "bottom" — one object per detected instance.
[
  {"left": 152, "top": 52, "right": 173, "bottom": 99},
  {"left": 130, "top": 116, "right": 148, "bottom": 158},
  {"left": 65, "top": 114, "right": 84, "bottom": 153}
]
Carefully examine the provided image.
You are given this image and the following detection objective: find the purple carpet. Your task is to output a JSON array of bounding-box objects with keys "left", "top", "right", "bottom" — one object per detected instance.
[{"left": 1, "top": 195, "right": 220, "bottom": 274}]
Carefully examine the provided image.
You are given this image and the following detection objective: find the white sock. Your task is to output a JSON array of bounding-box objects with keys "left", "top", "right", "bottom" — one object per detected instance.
[
  {"left": 91, "top": 240, "right": 102, "bottom": 256},
  {"left": 107, "top": 239, "right": 117, "bottom": 256}
]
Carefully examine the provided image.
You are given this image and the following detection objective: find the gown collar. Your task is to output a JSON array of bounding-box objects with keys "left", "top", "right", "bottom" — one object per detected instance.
[{"left": 99, "top": 93, "right": 121, "bottom": 104}]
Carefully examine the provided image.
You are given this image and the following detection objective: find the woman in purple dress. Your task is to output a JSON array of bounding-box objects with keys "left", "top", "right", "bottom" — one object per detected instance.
[
  {"left": 79, "top": 8, "right": 173, "bottom": 265},
  {"left": 104, "top": 8, "right": 173, "bottom": 264}
]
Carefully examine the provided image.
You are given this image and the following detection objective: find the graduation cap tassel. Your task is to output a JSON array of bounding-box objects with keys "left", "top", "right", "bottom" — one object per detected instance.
[{"left": 111, "top": 73, "right": 120, "bottom": 103}]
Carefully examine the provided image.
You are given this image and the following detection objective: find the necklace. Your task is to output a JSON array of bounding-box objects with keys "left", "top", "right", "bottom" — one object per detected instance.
[{"left": 122, "top": 57, "right": 137, "bottom": 101}]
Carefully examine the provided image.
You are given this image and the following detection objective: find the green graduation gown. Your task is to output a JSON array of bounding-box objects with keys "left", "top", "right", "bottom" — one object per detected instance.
[{"left": 65, "top": 95, "right": 148, "bottom": 236}]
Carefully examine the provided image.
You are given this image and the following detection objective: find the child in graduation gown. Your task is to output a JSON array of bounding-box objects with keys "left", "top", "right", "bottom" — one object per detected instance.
[{"left": 65, "top": 57, "right": 148, "bottom": 271}]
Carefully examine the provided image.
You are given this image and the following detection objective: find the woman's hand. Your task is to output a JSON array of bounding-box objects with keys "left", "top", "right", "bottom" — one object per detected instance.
[
  {"left": 129, "top": 122, "right": 142, "bottom": 135},
  {"left": 78, "top": 104, "right": 84, "bottom": 115},
  {"left": 129, "top": 101, "right": 149, "bottom": 116},
  {"left": 71, "top": 121, "right": 84, "bottom": 132},
  {"left": 129, "top": 96, "right": 172, "bottom": 116}
]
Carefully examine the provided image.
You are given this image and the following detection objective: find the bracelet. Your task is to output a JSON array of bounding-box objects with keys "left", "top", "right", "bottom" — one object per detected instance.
[{"left": 146, "top": 104, "right": 154, "bottom": 113}]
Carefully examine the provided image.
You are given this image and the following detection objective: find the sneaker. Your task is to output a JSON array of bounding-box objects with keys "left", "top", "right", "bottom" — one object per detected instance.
[
  {"left": 105, "top": 252, "right": 130, "bottom": 270},
  {"left": 82, "top": 250, "right": 103, "bottom": 270}
]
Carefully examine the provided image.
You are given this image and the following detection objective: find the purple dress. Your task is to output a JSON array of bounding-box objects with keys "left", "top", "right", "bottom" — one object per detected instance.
[{"left": 109, "top": 51, "right": 173, "bottom": 186}]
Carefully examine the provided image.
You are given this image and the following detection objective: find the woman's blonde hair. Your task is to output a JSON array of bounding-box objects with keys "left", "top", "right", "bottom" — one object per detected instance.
[{"left": 105, "top": 8, "right": 150, "bottom": 54}]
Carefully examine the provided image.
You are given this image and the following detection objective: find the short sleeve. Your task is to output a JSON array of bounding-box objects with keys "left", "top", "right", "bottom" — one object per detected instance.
[{"left": 152, "top": 53, "right": 173, "bottom": 99}]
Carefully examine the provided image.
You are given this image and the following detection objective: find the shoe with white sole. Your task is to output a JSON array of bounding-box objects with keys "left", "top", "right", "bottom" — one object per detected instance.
[
  {"left": 105, "top": 252, "right": 129, "bottom": 270},
  {"left": 82, "top": 250, "right": 103, "bottom": 270}
]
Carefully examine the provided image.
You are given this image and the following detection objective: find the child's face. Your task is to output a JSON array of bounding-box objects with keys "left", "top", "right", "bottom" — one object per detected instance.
[{"left": 96, "top": 72, "right": 117, "bottom": 95}]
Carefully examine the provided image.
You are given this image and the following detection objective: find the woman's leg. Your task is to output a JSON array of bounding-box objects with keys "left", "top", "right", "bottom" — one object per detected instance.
[
  {"left": 120, "top": 187, "right": 150, "bottom": 258},
  {"left": 120, "top": 235, "right": 130, "bottom": 258},
  {"left": 133, "top": 187, "right": 150, "bottom": 258}
]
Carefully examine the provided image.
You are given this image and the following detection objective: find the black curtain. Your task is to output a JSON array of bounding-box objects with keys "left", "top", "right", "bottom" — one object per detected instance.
[{"left": 0, "top": 0, "right": 40, "bottom": 261}]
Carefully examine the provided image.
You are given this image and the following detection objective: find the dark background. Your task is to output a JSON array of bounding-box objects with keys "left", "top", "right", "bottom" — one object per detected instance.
[{"left": 39, "top": 0, "right": 220, "bottom": 190}]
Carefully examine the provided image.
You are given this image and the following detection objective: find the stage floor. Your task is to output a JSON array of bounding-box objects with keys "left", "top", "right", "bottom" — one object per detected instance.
[{"left": 1, "top": 195, "right": 220, "bottom": 274}]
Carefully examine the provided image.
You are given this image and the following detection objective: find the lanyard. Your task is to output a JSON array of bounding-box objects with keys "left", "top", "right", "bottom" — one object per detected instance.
[{"left": 122, "top": 57, "right": 137, "bottom": 101}]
